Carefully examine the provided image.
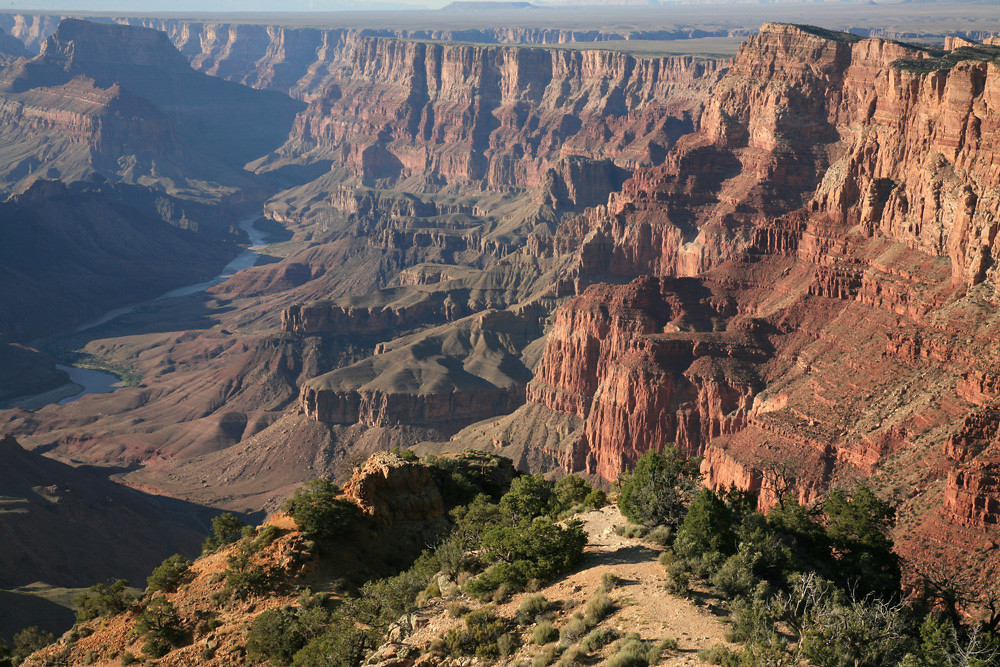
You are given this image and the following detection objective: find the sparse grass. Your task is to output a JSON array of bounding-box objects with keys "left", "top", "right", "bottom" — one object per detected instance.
[
  {"left": 698, "top": 643, "right": 734, "bottom": 665},
  {"left": 560, "top": 614, "right": 589, "bottom": 644},
  {"left": 615, "top": 523, "right": 647, "bottom": 539},
  {"left": 581, "top": 627, "right": 619, "bottom": 652},
  {"left": 583, "top": 592, "right": 614, "bottom": 624},
  {"left": 659, "top": 637, "right": 680, "bottom": 653},
  {"left": 644, "top": 525, "right": 672, "bottom": 546},
  {"left": 518, "top": 594, "right": 554, "bottom": 625},
  {"left": 533, "top": 621, "right": 559, "bottom": 645},
  {"left": 533, "top": 644, "right": 561, "bottom": 667}
]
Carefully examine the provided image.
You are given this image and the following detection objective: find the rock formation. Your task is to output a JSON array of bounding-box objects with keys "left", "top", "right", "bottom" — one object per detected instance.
[
  {"left": 504, "top": 25, "right": 1000, "bottom": 568},
  {"left": 4, "top": 17, "right": 1000, "bottom": 591},
  {"left": 342, "top": 451, "right": 445, "bottom": 526}
]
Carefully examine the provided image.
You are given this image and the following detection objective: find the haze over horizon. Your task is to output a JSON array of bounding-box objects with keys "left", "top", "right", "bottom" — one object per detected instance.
[{"left": 1, "top": 0, "right": 948, "bottom": 15}]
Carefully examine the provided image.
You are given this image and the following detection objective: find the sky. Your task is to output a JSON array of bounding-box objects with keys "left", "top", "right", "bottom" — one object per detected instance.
[{"left": 4, "top": 0, "right": 433, "bottom": 12}]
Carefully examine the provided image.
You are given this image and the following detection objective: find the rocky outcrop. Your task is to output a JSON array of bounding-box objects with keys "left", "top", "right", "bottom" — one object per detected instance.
[
  {"left": 944, "top": 462, "right": 1000, "bottom": 527},
  {"left": 342, "top": 451, "right": 445, "bottom": 526}
]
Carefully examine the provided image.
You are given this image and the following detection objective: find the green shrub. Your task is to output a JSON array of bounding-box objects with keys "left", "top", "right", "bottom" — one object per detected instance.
[
  {"left": 290, "top": 614, "right": 375, "bottom": 667},
  {"left": 552, "top": 475, "right": 607, "bottom": 516},
  {"left": 143, "top": 636, "right": 172, "bottom": 659},
  {"left": 146, "top": 554, "right": 191, "bottom": 594},
  {"left": 580, "top": 627, "right": 619, "bottom": 652},
  {"left": 584, "top": 488, "right": 608, "bottom": 510},
  {"left": 645, "top": 525, "right": 673, "bottom": 546},
  {"left": 533, "top": 644, "right": 561, "bottom": 667},
  {"left": 441, "top": 606, "right": 511, "bottom": 659},
  {"left": 711, "top": 553, "right": 757, "bottom": 599},
  {"left": 10, "top": 626, "right": 55, "bottom": 664},
  {"left": 246, "top": 602, "right": 335, "bottom": 666},
  {"left": 558, "top": 645, "right": 588, "bottom": 665},
  {"left": 533, "top": 621, "right": 559, "bottom": 645},
  {"left": 446, "top": 601, "right": 469, "bottom": 618},
  {"left": 698, "top": 643, "right": 733, "bottom": 665},
  {"left": 560, "top": 614, "right": 589, "bottom": 644},
  {"left": 468, "top": 517, "right": 586, "bottom": 597},
  {"left": 134, "top": 596, "right": 183, "bottom": 646},
  {"left": 665, "top": 561, "right": 691, "bottom": 596},
  {"left": 518, "top": 594, "right": 554, "bottom": 625},
  {"left": 725, "top": 586, "right": 777, "bottom": 644},
  {"left": 672, "top": 489, "right": 736, "bottom": 560},
  {"left": 617, "top": 447, "right": 699, "bottom": 528},
  {"left": 422, "top": 580, "right": 441, "bottom": 600},
  {"left": 659, "top": 637, "right": 680, "bottom": 653},
  {"left": 497, "top": 633, "right": 519, "bottom": 658},
  {"left": 201, "top": 512, "right": 247, "bottom": 555},
  {"left": 74, "top": 580, "right": 134, "bottom": 621},
  {"left": 119, "top": 651, "right": 137, "bottom": 666},
  {"left": 283, "top": 479, "right": 359, "bottom": 539},
  {"left": 583, "top": 592, "right": 614, "bottom": 624},
  {"left": 605, "top": 636, "right": 660, "bottom": 667},
  {"left": 821, "top": 486, "right": 900, "bottom": 596},
  {"left": 501, "top": 474, "right": 555, "bottom": 521},
  {"left": 605, "top": 652, "right": 648, "bottom": 667},
  {"left": 222, "top": 550, "right": 270, "bottom": 601},
  {"left": 600, "top": 572, "right": 621, "bottom": 593},
  {"left": 248, "top": 608, "right": 305, "bottom": 664}
]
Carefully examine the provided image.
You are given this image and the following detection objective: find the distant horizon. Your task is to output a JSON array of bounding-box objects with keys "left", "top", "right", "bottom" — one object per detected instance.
[{"left": 0, "top": 0, "right": 934, "bottom": 16}]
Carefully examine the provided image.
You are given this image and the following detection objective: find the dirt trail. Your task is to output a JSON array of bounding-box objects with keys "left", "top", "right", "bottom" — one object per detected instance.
[
  {"left": 392, "top": 504, "right": 731, "bottom": 665},
  {"left": 536, "top": 505, "right": 730, "bottom": 664}
]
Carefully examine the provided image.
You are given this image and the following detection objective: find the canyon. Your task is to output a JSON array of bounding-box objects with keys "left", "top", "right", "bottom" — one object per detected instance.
[{"left": 1, "top": 7, "right": 1000, "bottom": 635}]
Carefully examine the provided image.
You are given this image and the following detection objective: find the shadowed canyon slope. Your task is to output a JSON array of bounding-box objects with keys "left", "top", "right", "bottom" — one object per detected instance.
[
  {"left": 0, "top": 435, "right": 209, "bottom": 588},
  {"left": 3, "top": 17, "right": 1000, "bottom": 591},
  {"left": 0, "top": 18, "right": 303, "bottom": 199}
]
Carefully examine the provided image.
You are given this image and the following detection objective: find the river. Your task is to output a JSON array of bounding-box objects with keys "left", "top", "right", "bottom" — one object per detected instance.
[{"left": 10, "top": 216, "right": 268, "bottom": 409}]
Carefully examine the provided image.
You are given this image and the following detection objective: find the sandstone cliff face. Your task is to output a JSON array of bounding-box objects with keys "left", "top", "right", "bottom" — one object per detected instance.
[
  {"left": 572, "top": 25, "right": 1000, "bottom": 287},
  {"left": 526, "top": 276, "right": 762, "bottom": 478},
  {"left": 522, "top": 24, "right": 1000, "bottom": 546},
  {"left": 275, "top": 36, "right": 719, "bottom": 191},
  {"left": 0, "top": 19, "right": 302, "bottom": 198}
]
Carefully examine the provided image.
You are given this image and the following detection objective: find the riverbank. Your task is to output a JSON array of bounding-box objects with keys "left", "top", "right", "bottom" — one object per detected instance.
[{"left": 4, "top": 216, "right": 267, "bottom": 410}]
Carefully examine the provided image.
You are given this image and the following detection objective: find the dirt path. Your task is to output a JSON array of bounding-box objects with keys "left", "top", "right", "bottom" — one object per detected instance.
[
  {"left": 371, "top": 504, "right": 731, "bottom": 666},
  {"left": 535, "top": 505, "right": 730, "bottom": 664}
]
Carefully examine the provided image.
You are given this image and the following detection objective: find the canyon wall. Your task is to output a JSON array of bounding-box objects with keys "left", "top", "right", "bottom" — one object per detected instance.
[
  {"left": 521, "top": 24, "right": 1000, "bottom": 538},
  {"left": 261, "top": 35, "right": 721, "bottom": 196}
]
